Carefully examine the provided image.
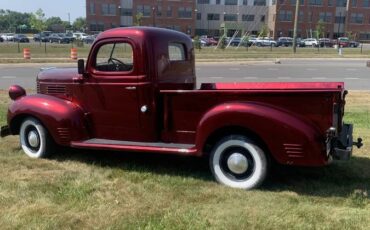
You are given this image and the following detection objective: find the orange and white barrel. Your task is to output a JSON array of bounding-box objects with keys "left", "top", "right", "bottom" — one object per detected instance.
[
  {"left": 70, "top": 48, "right": 78, "bottom": 60},
  {"left": 23, "top": 48, "right": 31, "bottom": 59}
]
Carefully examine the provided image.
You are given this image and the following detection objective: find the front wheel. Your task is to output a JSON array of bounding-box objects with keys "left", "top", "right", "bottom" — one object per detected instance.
[
  {"left": 19, "top": 117, "right": 55, "bottom": 158},
  {"left": 209, "top": 135, "right": 268, "bottom": 190}
]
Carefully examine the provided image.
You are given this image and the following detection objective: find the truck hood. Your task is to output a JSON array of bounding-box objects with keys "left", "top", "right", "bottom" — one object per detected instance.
[{"left": 37, "top": 67, "right": 79, "bottom": 83}]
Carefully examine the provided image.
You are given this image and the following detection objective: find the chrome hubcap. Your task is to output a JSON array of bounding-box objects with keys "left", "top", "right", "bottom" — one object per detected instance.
[
  {"left": 227, "top": 153, "right": 248, "bottom": 174},
  {"left": 27, "top": 130, "right": 39, "bottom": 148}
]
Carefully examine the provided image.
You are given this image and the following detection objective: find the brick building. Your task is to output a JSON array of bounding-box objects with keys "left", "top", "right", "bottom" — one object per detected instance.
[
  {"left": 86, "top": 0, "right": 370, "bottom": 40},
  {"left": 86, "top": 0, "right": 196, "bottom": 35}
]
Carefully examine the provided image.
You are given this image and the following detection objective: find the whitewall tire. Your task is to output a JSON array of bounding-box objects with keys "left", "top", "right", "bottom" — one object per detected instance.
[
  {"left": 210, "top": 135, "right": 268, "bottom": 190},
  {"left": 19, "top": 117, "right": 54, "bottom": 158}
]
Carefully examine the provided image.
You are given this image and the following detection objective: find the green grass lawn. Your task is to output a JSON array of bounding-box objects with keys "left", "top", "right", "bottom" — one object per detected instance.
[
  {"left": 0, "top": 42, "right": 370, "bottom": 63},
  {"left": 0, "top": 91, "right": 369, "bottom": 229}
]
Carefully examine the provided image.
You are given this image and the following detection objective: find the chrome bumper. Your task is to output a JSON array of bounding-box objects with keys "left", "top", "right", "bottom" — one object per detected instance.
[
  {"left": 331, "top": 123, "right": 362, "bottom": 161},
  {"left": 0, "top": 125, "right": 10, "bottom": 138}
]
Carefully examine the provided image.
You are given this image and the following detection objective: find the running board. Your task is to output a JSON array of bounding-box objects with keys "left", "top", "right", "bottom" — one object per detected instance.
[{"left": 71, "top": 138, "right": 197, "bottom": 155}]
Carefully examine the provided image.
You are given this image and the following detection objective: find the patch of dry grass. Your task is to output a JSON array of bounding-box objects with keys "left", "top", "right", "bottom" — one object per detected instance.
[{"left": 0, "top": 91, "right": 369, "bottom": 229}]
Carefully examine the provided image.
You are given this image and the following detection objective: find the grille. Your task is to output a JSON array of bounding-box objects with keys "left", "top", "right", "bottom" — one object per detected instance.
[
  {"left": 36, "top": 82, "right": 41, "bottom": 93},
  {"left": 283, "top": 144, "right": 304, "bottom": 158},
  {"left": 45, "top": 85, "right": 66, "bottom": 94},
  {"left": 57, "top": 128, "right": 71, "bottom": 145}
]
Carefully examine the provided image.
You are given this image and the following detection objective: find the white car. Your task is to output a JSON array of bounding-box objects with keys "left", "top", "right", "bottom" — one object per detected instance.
[
  {"left": 302, "top": 38, "right": 318, "bottom": 47},
  {"left": 255, "top": 37, "right": 277, "bottom": 47},
  {"left": 73, "top": 32, "right": 88, "bottom": 40},
  {"left": 1, "top": 33, "right": 15, "bottom": 41}
]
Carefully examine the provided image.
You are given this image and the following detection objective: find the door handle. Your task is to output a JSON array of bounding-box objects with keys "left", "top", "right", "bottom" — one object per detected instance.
[{"left": 125, "top": 86, "right": 136, "bottom": 90}]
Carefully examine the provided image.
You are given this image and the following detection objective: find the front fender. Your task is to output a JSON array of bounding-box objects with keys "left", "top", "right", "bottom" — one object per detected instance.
[
  {"left": 8, "top": 94, "right": 88, "bottom": 146},
  {"left": 195, "top": 102, "right": 327, "bottom": 166}
]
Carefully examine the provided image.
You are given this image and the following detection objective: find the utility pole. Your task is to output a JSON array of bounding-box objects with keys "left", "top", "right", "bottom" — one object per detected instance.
[{"left": 292, "top": 0, "right": 299, "bottom": 53}]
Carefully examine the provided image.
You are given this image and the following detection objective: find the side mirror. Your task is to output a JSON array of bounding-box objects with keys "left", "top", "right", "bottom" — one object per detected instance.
[{"left": 77, "top": 59, "right": 85, "bottom": 75}]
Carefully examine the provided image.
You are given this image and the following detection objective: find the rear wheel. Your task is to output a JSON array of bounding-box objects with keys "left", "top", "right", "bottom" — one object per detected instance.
[
  {"left": 209, "top": 135, "right": 268, "bottom": 190},
  {"left": 19, "top": 117, "right": 55, "bottom": 158}
]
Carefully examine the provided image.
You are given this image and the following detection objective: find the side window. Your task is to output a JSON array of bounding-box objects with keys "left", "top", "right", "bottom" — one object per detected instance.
[
  {"left": 168, "top": 43, "right": 186, "bottom": 61},
  {"left": 95, "top": 42, "right": 133, "bottom": 72}
]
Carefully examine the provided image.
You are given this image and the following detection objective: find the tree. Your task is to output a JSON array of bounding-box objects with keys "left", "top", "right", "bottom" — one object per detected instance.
[
  {"left": 0, "top": 10, "right": 31, "bottom": 32},
  {"left": 258, "top": 24, "right": 270, "bottom": 38},
  {"left": 30, "top": 9, "right": 46, "bottom": 32},
  {"left": 73, "top": 17, "right": 86, "bottom": 31},
  {"left": 315, "top": 20, "right": 325, "bottom": 39},
  {"left": 45, "top": 16, "right": 63, "bottom": 30},
  {"left": 135, "top": 13, "right": 143, "bottom": 26}
]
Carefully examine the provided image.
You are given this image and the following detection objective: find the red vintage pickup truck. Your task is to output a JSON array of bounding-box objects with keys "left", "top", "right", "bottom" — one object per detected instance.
[{"left": 0, "top": 27, "right": 362, "bottom": 189}]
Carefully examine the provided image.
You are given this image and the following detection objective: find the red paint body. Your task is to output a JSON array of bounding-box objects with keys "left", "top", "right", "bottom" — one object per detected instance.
[{"left": 6, "top": 27, "right": 350, "bottom": 166}]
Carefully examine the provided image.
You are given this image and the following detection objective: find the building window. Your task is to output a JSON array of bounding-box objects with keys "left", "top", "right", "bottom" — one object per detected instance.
[
  {"left": 336, "top": 0, "right": 347, "bottom": 6},
  {"left": 364, "top": 0, "right": 370, "bottom": 7},
  {"left": 90, "top": 3, "right": 95, "bottom": 15},
  {"left": 178, "top": 7, "right": 192, "bottom": 18},
  {"left": 352, "top": 0, "right": 357, "bottom": 7},
  {"left": 290, "top": 0, "right": 304, "bottom": 5},
  {"left": 224, "top": 14, "right": 238, "bottom": 21},
  {"left": 308, "top": 0, "right": 323, "bottom": 6},
  {"left": 167, "top": 6, "right": 172, "bottom": 17},
  {"left": 319, "top": 12, "right": 332, "bottom": 23},
  {"left": 328, "top": 0, "right": 333, "bottom": 6},
  {"left": 121, "top": 8, "right": 132, "bottom": 16},
  {"left": 156, "top": 6, "right": 162, "bottom": 17},
  {"left": 137, "top": 5, "right": 151, "bottom": 17},
  {"left": 260, "top": 15, "right": 265, "bottom": 22},
  {"left": 278, "top": 10, "right": 293, "bottom": 21},
  {"left": 254, "top": 0, "right": 266, "bottom": 6},
  {"left": 207, "top": 13, "right": 220, "bottom": 20},
  {"left": 335, "top": 16, "right": 345, "bottom": 23},
  {"left": 197, "top": 13, "right": 202, "bottom": 20},
  {"left": 197, "top": 0, "right": 210, "bottom": 4},
  {"left": 299, "top": 11, "right": 304, "bottom": 22},
  {"left": 243, "top": 0, "right": 248, "bottom": 5},
  {"left": 242, "top": 14, "right": 254, "bottom": 21},
  {"left": 225, "top": 0, "right": 238, "bottom": 5},
  {"left": 350, "top": 13, "right": 363, "bottom": 24}
]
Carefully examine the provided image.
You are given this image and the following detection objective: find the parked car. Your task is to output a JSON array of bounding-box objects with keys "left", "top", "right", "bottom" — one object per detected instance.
[
  {"left": 34, "top": 31, "right": 52, "bottom": 42},
  {"left": 49, "top": 33, "right": 72, "bottom": 43},
  {"left": 1, "top": 33, "right": 15, "bottom": 41},
  {"left": 255, "top": 37, "right": 277, "bottom": 47},
  {"left": 302, "top": 38, "right": 318, "bottom": 47},
  {"left": 336, "top": 37, "right": 359, "bottom": 48},
  {"left": 276, "top": 37, "right": 293, "bottom": 47},
  {"left": 83, "top": 35, "right": 97, "bottom": 44},
  {"left": 73, "top": 32, "right": 88, "bottom": 40},
  {"left": 13, "top": 34, "right": 29, "bottom": 43},
  {"left": 319, "top": 38, "right": 334, "bottom": 47},
  {"left": 0, "top": 36, "right": 3, "bottom": 42}
]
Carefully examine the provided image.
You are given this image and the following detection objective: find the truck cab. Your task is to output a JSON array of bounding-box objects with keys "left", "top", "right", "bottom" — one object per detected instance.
[{"left": 1, "top": 27, "right": 362, "bottom": 190}]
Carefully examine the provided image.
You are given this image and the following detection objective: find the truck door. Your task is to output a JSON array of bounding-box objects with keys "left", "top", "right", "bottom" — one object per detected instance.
[{"left": 78, "top": 39, "right": 149, "bottom": 141}]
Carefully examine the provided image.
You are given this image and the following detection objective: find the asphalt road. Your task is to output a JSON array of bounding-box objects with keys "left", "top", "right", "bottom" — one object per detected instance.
[{"left": 1, "top": 59, "right": 370, "bottom": 90}]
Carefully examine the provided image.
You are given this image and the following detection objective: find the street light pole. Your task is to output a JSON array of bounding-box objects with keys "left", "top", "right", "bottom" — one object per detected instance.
[
  {"left": 152, "top": 6, "right": 156, "bottom": 27},
  {"left": 292, "top": 0, "right": 300, "bottom": 53}
]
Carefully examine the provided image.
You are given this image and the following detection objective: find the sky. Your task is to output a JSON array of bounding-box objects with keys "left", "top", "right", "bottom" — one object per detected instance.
[{"left": 0, "top": 0, "right": 86, "bottom": 22}]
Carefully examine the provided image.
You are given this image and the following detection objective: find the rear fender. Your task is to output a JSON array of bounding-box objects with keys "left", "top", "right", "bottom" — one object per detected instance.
[
  {"left": 8, "top": 94, "right": 88, "bottom": 146},
  {"left": 195, "top": 102, "right": 326, "bottom": 166}
]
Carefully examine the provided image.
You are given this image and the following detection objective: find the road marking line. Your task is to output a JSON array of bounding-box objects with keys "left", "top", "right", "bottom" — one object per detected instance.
[
  {"left": 312, "top": 77, "right": 327, "bottom": 79},
  {"left": 210, "top": 77, "right": 224, "bottom": 79},
  {"left": 1, "top": 76, "right": 16, "bottom": 79},
  {"left": 346, "top": 68, "right": 357, "bottom": 71},
  {"left": 268, "top": 68, "right": 278, "bottom": 70},
  {"left": 345, "top": 77, "right": 360, "bottom": 80},
  {"left": 306, "top": 68, "right": 318, "bottom": 71},
  {"left": 278, "top": 77, "right": 291, "bottom": 79},
  {"left": 229, "top": 68, "right": 240, "bottom": 71},
  {"left": 243, "top": 77, "right": 257, "bottom": 79}
]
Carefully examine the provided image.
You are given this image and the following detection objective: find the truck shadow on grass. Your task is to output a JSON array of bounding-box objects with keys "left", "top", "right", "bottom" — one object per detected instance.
[{"left": 51, "top": 148, "right": 369, "bottom": 198}]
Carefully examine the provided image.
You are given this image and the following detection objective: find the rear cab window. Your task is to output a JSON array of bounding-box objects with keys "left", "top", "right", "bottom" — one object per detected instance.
[{"left": 168, "top": 43, "right": 186, "bottom": 61}]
